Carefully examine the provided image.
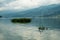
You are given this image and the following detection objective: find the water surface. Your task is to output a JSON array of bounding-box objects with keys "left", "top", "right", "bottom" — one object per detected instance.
[{"left": 0, "top": 17, "right": 60, "bottom": 40}]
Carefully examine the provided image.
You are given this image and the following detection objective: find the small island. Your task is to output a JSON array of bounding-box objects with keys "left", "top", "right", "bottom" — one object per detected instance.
[
  {"left": 0, "top": 16, "right": 2, "bottom": 18},
  {"left": 11, "top": 18, "right": 32, "bottom": 23}
]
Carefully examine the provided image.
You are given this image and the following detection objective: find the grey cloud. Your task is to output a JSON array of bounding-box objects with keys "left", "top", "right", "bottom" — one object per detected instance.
[{"left": 0, "top": 0, "right": 16, "bottom": 7}]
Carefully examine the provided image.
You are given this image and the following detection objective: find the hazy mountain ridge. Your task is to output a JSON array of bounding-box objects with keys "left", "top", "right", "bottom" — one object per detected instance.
[
  {"left": 0, "top": 4, "right": 60, "bottom": 18},
  {"left": 22, "top": 4, "right": 60, "bottom": 17}
]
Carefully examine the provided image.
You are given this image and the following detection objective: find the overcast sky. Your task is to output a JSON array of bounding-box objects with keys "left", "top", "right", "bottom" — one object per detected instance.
[{"left": 0, "top": 0, "right": 60, "bottom": 11}]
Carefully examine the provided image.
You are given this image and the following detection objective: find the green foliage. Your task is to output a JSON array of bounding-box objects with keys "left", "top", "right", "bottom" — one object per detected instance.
[
  {"left": 11, "top": 18, "right": 31, "bottom": 24},
  {"left": 0, "top": 16, "right": 2, "bottom": 18}
]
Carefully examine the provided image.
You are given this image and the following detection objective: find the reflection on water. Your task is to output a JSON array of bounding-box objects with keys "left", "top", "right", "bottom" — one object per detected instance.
[{"left": 0, "top": 17, "right": 60, "bottom": 40}]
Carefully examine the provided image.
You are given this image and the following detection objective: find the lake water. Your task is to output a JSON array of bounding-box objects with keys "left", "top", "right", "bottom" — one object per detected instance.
[{"left": 0, "top": 17, "right": 60, "bottom": 40}]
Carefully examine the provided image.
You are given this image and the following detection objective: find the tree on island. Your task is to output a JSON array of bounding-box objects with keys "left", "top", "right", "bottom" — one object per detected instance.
[{"left": 0, "top": 16, "right": 2, "bottom": 18}]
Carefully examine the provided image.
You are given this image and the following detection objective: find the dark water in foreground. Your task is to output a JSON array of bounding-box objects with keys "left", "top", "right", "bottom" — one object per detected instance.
[{"left": 0, "top": 17, "right": 60, "bottom": 40}]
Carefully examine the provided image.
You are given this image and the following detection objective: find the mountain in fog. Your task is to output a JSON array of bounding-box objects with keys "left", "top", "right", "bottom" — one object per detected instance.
[
  {"left": 20, "top": 4, "right": 60, "bottom": 17},
  {"left": 0, "top": 4, "right": 60, "bottom": 18}
]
